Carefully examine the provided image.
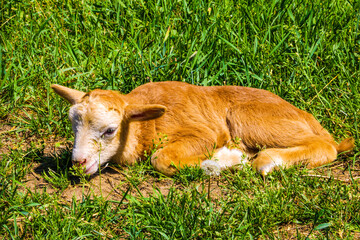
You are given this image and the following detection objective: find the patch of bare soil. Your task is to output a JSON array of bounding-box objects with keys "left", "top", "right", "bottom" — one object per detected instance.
[
  {"left": 0, "top": 119, "right": 70, "bottom": 157},
  {"left": 274, "top": 223, "right": 360, "bottom": 239},
  {"left": 306, "top": 154, "right": 360, "bottom": 183},
  {"left": 23, "top": 161, "right": 230, "bottom": 204},
  {"left": 0, "top": 121, "right": 18, "bottom": 156},
  {"left": 273, "top": 223, "right": 314, "bottom": 239},
  {"left": 24, "top": 165, "right": 171, "bottom": 201}
]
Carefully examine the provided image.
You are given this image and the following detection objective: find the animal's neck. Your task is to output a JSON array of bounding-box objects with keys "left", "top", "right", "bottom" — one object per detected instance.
[{"left": 112, "top": 119, "right": 157, "bottom": 165}]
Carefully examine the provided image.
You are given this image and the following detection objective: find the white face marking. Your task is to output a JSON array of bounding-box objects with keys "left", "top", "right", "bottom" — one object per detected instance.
[{"left": 69, "top": 101, "right": 122, "bottom": 175}]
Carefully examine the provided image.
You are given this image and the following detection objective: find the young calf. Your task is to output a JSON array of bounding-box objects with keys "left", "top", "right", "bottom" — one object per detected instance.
[{"left": 52, "top": 81, "right": 354, "bottom": 176}]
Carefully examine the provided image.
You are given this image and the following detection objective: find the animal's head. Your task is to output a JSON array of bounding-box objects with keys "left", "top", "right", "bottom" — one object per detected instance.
[{"left": 51, "top": 84, "right": 166, "bottom": 175}]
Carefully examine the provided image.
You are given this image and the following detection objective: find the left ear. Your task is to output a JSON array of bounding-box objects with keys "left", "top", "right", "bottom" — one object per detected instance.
[
  {"left": 125, "top": 104, "right": 167, "bottom": 121},
  {"left": 51, "top": 84, "right": 86, "bottom": 105}
]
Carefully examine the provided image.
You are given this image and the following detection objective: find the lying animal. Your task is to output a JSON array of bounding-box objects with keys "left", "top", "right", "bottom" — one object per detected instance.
[{"left": 51, "top": 81, "right": 354, "bottom": 176}]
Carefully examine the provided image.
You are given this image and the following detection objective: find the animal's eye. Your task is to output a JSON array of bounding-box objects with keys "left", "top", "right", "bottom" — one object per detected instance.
[
  {"left": 102, "top": 128, "right": 116, "bottom": 138},
  {"left": 105, "top": 128, "right": 115, "bottom": 134}
]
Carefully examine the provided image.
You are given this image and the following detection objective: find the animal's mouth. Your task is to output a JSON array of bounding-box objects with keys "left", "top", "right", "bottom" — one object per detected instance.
[
  {"left": 84, "top": 160, "right": 99, "bottom": 175},
  {"left": 84, "top": 160, "right": 109, "bottom": 175}
]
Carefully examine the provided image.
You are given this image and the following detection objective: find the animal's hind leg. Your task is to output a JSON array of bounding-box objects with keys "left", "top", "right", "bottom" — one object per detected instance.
[{"left": 252, "top": 135, "right": 337, "bottom": 175}]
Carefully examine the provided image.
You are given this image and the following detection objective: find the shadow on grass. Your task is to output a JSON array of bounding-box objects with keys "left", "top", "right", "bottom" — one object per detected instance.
[{"left": 32, "top": 147, "right": 125, "bottom": 187}]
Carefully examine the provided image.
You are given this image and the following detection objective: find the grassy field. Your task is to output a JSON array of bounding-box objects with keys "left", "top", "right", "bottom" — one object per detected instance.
[{"left": 1, "top": 0, "right": 359, "bottom": 238}]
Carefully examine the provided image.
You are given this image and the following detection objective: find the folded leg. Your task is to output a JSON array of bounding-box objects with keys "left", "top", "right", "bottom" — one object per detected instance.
[
  {"left": 151, "top": 126, "right": 232, "bottom": 176},
  {"left": 252, "top": 135, "right": 337, "bottom": 175}
]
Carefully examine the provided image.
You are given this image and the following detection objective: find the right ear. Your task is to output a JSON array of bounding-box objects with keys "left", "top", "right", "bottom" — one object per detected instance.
[
  {"left": 51, "top": 84, "right": 86, "bottom": 105},
  {"left": 125, "top": 104, "right": 167, "bottom": 122}
]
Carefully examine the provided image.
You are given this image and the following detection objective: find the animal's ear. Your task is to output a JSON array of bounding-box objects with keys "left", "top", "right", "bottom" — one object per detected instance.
[
  {"left": 51, "top": 84, "right": 86, "bottom": 105},
  {"left": 125, "top": 104, "right": 167, "bottom": 121}
]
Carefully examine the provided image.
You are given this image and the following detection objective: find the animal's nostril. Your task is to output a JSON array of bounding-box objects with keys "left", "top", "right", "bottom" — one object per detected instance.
[
  {"left": 78, "top": 158, "right": 87, "bottom": 165},
  {"left": 72, "top": 158, "right": 87, "bottom": 165}
]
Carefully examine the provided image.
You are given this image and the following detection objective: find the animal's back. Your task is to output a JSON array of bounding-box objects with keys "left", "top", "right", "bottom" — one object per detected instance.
[{"left": 127, "top": 81, "right": 293, "bottom": 110}]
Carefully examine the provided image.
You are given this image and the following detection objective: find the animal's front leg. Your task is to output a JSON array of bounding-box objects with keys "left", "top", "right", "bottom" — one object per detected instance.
[
  {"left": 150, "top": 140, "right": 248, "bottom": 176},
  {"left": 150, "top": 140, "right": 214, "bottom": 176}
]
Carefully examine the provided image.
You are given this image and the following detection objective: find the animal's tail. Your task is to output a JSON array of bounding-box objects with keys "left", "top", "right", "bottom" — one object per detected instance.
[
  {"left": 336, "top": 137, "right": 355, "bottom": 153},
  {"left": 303, "top": 112, "right": 355, "bottom": 154}
]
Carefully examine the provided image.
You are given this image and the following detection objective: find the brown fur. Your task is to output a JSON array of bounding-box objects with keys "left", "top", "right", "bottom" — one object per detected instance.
[{"left": 52, "top": 81, "right": 354, "bottom": 176}]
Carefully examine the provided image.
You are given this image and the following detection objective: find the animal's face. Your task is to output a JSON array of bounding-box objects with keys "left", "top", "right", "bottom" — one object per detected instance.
[
  {"left": 51, "top": 84, "right": 166, "bottom": 175},
  {"left": 69, "top": 100, "right": 123, "bottom": 174}
]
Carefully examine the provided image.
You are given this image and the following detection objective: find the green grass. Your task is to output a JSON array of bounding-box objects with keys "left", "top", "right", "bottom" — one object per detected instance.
[{"left": 1, "top": 0, "right": 359, "bottom": 238}]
